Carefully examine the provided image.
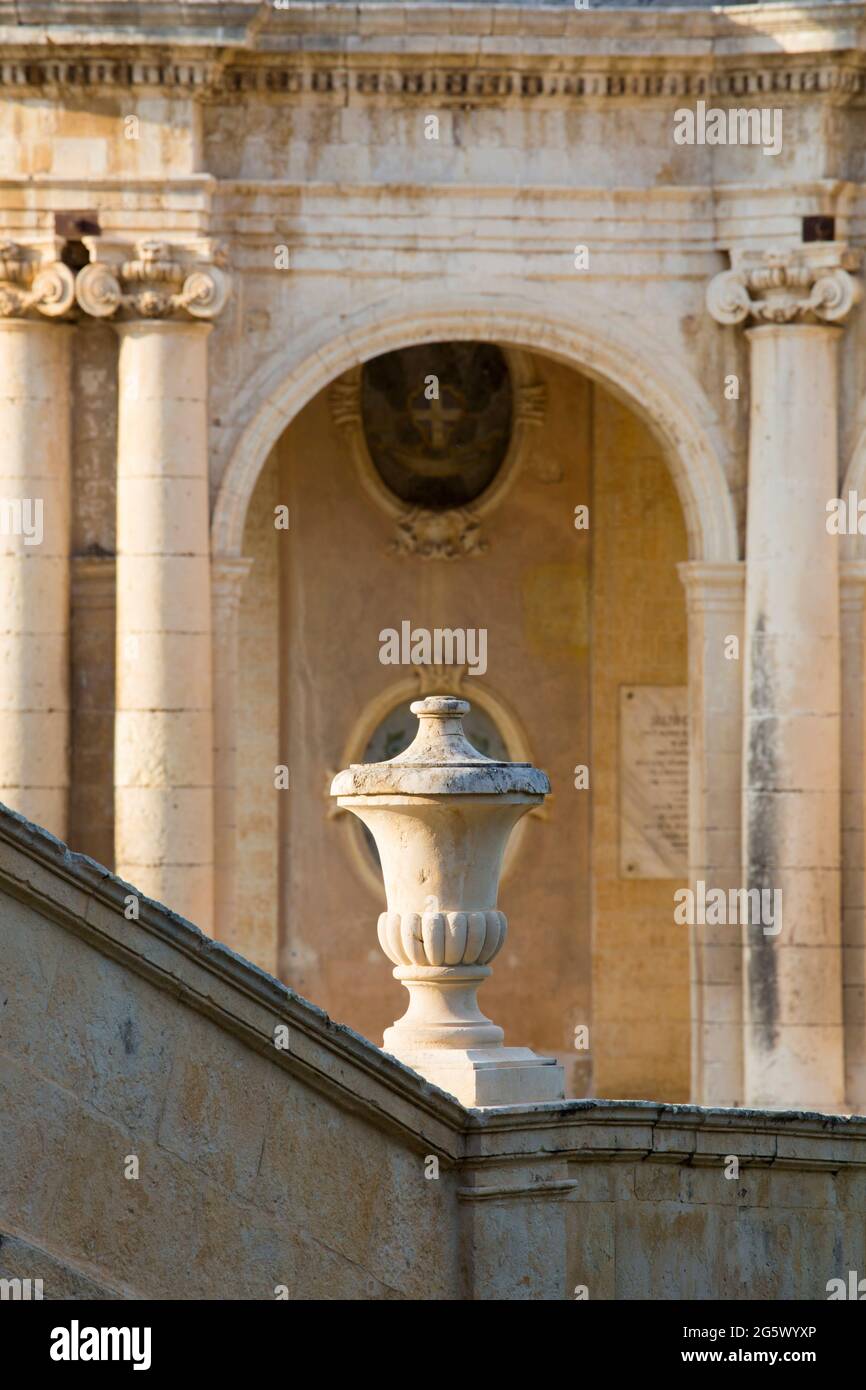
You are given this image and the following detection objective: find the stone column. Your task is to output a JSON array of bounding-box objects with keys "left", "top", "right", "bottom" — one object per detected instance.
[
  {"left": 840, "top": 561, "right": 866, "bottom": 1110},
  {"left": 212, "top": 554, "right": 254, "bottom": 948},
  {"left": 707, "top": 244, "right": 860, "bottom": 1111},
  {"left": 76, "top": 240, "right": 230, "bottom": 929},
  {"left": 0, "top": 242, "right": 76, "bottom": 837},
  {"left": 678, "top": 561, "right": 745, "bottom": 1107}
]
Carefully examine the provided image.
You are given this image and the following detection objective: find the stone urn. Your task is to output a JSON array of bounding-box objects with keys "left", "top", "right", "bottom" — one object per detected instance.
[{"left": 330, "top": 696, "right": 564, "bottom": 1106}]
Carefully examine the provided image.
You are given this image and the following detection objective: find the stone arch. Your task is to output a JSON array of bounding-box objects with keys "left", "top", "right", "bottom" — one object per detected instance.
[{"left": 211, "top": 286, "right": 739, "bottom": 563}]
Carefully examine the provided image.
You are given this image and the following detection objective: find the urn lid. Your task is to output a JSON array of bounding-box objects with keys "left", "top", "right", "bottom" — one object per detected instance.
[{"left": 330, "top": 697, "right": 550, "bottom": 799}]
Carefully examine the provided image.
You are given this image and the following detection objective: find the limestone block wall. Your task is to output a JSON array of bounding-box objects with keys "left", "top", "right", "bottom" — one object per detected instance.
[
  {"left": 561, "top": 1109, "right": 866, "bottom": 1301},
  {"left": 0, "top": 93, "right": 200, "bottom": 180}
]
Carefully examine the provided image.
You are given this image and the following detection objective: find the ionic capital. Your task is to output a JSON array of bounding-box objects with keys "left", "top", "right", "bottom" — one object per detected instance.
[
  {"left": 0, "top": 238, "right": 76, "bottom": 321},
  {"left": 706, "top": 244, "right": 861, "bottom": 328},
  {"left": 75, "top": 237, "right": 231, "bottom": 323}
]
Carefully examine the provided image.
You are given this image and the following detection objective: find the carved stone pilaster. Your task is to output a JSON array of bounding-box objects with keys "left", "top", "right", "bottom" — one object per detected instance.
[
  {"left": 678, "top": 561, "right": 745, "bottom": 1107},
  {"left": 212, "top": 555, "right": 254, "bottom": 949},
  {"left": 0, "top": 239, "right": 76, "bottom": 319},
  {"left": 75, "top": 237, "right": 231, "bottom": 321},
  {"left": 706, "top": 243, "right": 861, "bottom": 326}
]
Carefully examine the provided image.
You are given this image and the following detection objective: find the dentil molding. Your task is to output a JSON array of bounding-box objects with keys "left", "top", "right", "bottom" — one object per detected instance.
[{"left": 1, "top": 54, "right": 865, "bottom": 104}]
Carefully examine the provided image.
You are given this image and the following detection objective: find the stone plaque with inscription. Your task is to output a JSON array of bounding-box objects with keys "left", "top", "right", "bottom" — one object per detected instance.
[{"left": 619, "top": 686, "right": 688, "bottom": 878}]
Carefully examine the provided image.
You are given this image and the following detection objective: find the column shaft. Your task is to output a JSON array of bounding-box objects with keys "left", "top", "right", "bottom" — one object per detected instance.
[
  {"left": 114, "top": 320, "right": 214, "bottom": 927},
  {"left": 743, "top": 324, "right": 845, "bottom": 1110},
  {"left": 0, "top": 321, "right": 71, "bottom": 836}
]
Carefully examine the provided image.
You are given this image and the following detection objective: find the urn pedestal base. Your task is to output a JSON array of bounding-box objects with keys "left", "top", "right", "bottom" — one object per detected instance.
[{"left": 383, "top": 1039, "right": 565, "bottom": 1108}]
